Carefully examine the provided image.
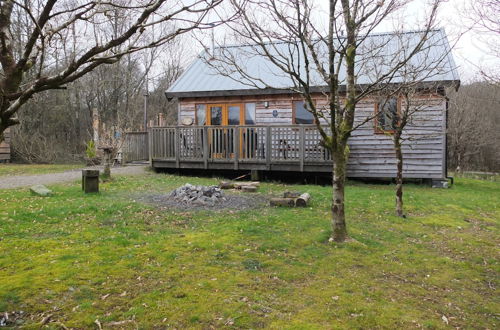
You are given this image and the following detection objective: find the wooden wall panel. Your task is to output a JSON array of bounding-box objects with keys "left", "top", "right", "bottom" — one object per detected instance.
[{"left": 177, "top": 93, "right": 446, "bottom": 179}]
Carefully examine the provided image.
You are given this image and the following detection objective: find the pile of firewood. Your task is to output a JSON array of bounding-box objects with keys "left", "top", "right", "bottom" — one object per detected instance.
[
  {"left": 219, "top": 181, "right": 260, "bottom": 192},
  {"left": 270, "top": 191, "right": 311, "bottom": 207}
]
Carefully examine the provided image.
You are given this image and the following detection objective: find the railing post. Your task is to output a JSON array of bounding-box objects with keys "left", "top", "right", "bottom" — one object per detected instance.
[
  {"left": 148, "top": 130, "right": 153, "bottom": 165},
  {"left": 266, "top": 126, "right": 271, "bottom": 170},
  {"left": 234, "top": 127, "right": 239, "bottom": 170},
  {"left": 299, "top": 126, "right": 305, "bottom": 172},
  {"left": 203, "top": 126, "right": 208, "bottom": 169},
  {"left": 174, "top": 127, "right": 180, "bottom": 168}
]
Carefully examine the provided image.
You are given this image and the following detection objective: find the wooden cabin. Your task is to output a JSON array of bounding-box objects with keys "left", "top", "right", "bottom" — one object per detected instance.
[
  {"left": 154, "top": 29, "right": 459, "bottom": 184},
  {"left": 0, "top": 128, "right": 11, "bottom": 163}
]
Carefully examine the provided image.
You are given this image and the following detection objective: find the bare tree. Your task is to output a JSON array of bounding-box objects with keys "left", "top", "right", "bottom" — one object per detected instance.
[
  {"left": 207, "top": 0, "right": 441, "bottom": 242},
  {"left": 0, "top": 0, "right": 224, "bottom": 142},
  {"left": 447, "top": 82, "right": 499, "bottom": 172},
  {"left": 371, "top": 30, "right": 456, "bottom": 217},
  {"left": 459, "top": 0, "right": 499, "bottom": 83}
]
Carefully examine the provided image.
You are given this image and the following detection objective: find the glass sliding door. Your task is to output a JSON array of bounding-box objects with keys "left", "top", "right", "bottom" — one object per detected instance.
[
  {"left": 204, "top": 104, "right": 245, "bottom": 159},
  {"left": 207, "top": 105, "right": 224, "bottom": 157},
  {"left": 208, "top": 105, "right": 223, "bottom": 126},
  {"left": 227, "top": 105, "right": 242, "bottom": 155}
]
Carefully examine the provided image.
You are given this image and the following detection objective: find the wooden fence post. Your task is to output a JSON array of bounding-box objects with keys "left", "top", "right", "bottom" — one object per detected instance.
[{"left": 148, "top": 129, "right": 153, "bottom": 164}]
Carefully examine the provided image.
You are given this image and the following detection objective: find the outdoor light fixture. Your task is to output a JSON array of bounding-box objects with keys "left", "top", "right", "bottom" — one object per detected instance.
[{"left": 264, "top": 101, "right": 269, "bottom": 108}]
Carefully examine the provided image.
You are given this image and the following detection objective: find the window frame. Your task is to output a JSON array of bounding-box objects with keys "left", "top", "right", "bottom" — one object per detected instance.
[
  {"left": 244, "top": 102, "right": 257, "bottom": 125},
  {"left": 292, "top": 99, "right": 316, "bottom": 125},
  {"left": 195, "top": 103, "right": 247, "bottom": 125},
  {"left": 195, "top": 103, "right": 207, "bottom": 126},
  {"left": 374, "top": 97, "right": 401, "bottom": 134}
]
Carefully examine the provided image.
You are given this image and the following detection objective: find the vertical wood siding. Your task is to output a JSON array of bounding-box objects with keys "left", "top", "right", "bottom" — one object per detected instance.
[{"left": 177, "top": 94, "right": 446, "bottom": 179}]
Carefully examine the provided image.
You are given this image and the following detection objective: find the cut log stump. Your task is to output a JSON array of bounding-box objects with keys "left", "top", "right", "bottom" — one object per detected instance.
[
  {"left": 295, "top": 193, "right": 311, "bottom": 207},
  {"left": 283, "top": 191, "right": 301, "bottom": 198},
  {"left": 241, "top": 185, "right": 258, "bottom": 193},
  {"left": 270, "top": 197, "right": 296, "bottom": 207},
  {"left": 219, "top": 181, "right": 235, "bottom": 189},
  {"left": 82, "top": 169, "right": 100, "bottom": 193},
  {"left": 219, "top": 181, "right": 260, "bottom": 190}
]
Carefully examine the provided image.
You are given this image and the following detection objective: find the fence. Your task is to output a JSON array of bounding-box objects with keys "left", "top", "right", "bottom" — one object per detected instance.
[{"left": 123, "top": 131, "right": 149, "bottom": 162}]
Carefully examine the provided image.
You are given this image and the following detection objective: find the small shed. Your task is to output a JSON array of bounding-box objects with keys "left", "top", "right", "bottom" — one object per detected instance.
[{"left": 0, "top": 128, "right": 10, "bottom": 162}]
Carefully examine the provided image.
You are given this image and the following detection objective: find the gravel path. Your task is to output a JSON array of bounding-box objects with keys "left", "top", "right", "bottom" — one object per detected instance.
[{"left": 0, "top": 165, "right": 147, "bottom": 189}]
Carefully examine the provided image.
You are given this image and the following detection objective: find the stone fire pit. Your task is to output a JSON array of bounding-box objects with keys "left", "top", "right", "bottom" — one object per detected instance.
[
  {"left": 169, "top": 183, "right": 225, "bottom": 206},
  {"left": 138, "top": 183, "right": 267, "bottom": 211}
]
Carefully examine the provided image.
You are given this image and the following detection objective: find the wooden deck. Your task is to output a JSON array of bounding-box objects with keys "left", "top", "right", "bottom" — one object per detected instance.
[
  {"left": 149, "top": 125, "right": 333, "bottom": 173},
  {"left": 134, "top": 124, "right": 445, "bottom": 179}
]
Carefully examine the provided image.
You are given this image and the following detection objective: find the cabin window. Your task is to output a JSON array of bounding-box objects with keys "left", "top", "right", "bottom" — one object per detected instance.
[
  {"left": 228, "top": 105, "right": 241, "bottom": 125},
  {"left": 294, "top": 101, "right": 314, "bottom": 124},
  {"left": 375, "top": 97, "right": 399, "bottom": 132},
  {"left": 210, "top": 106, "right": 223, "bottom": 125},
  {"left": 196, "top": 104, "right": 206, "bottom": 125},
  {"left": 245, "top": 103, "right": 256, "bottom": 125}
]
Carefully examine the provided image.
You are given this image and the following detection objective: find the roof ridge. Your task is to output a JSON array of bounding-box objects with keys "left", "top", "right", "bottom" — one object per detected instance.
[{"left": 212, "top": 28, "right": 444, "bottom": 50}]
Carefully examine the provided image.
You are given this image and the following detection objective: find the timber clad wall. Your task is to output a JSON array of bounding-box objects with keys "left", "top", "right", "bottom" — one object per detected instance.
[
  {"left": 175, "top": 94, "right": 446, "bottom": 179},
  {"left": 0, "top": 128, "right": 11, "bottom": 162}
]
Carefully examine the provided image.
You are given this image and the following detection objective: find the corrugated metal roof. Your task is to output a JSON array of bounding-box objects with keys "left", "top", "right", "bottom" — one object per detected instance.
[{"left": 167, "top": 29, "right": 460, "bottom": 97}]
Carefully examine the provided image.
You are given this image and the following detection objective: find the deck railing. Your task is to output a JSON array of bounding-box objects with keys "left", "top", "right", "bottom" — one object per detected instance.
[{"left": 149, "top": 125, "right": 332, "bottom": 169}]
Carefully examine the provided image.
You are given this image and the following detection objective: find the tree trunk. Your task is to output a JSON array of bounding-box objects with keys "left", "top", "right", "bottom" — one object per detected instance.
[
  {"left": 394, "top": 133, "right": 404, "bottom": 217},
  {"left": 331, "top": 147, "right": 348, "bottom": 242}
]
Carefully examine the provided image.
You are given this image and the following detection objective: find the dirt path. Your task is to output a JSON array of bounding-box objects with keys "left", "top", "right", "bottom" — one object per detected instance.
[{"left": 0, "top": 165, "right": 147, "bottom": 189}]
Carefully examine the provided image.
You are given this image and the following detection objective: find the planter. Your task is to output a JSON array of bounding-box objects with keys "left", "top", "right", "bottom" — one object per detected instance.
[{"left": 85, "top": 157, "right": 101, "bottom": 166}]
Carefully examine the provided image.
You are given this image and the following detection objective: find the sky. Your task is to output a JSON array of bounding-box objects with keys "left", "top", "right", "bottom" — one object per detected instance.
[{"left": 313, "top": 0, "right": 500, "bottom": 82}]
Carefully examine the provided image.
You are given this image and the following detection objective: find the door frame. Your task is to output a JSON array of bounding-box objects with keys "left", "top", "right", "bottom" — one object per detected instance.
[{"left": 204, "top": 103, "right": 245, "bottom": 158}]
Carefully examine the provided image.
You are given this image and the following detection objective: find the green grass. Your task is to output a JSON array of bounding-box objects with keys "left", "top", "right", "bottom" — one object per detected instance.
[
  {"left": 0, "top": 163, "right": 84, "bottom": 176},
  {"left": 0, "top": 172, "right": 498, "bottom": 329}
]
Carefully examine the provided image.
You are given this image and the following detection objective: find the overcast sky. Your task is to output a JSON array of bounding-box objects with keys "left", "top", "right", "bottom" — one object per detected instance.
[
  {"left": 319, "top": 0, "right": 499, "bottom": 82},
  {"left": 196, "top": 0, "right": 498, "bottom": 84}
]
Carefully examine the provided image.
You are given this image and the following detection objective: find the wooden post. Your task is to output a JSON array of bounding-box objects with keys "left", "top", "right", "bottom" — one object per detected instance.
[
  {"left": 203, "top": 126, "right": 208, "bottom": 169},
  {"left": 299, "top": 126, "right": 305, "bottom": 172},
  {"left": 251, "top": 170, "right": 261, "bottom": 181},
  {"left": 174, "top": 127, "right": 180, "bottom": 168},
  {"left": 122, "top": 133, "right": 128, "bottom": 164},
  {"left": 266, "top": 126, "right": 271, "bottom": 170},
  {"left": 234, "top": 127, "right": 239, "bottom": 170},
  {"left": 82, "top": 169, "right": 100, "bottom": 193},
  {"left": 148, "top": 129, "right": 153, "bottom": 164}
]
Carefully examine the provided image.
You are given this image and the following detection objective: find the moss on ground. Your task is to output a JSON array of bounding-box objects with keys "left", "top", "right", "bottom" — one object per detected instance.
[{"left": 0, "top": 171, "right": 498, "bottom": 328}]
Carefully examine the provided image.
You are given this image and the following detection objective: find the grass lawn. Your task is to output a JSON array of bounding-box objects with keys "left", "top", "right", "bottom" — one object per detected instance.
[
  {"left": 0, "top": 171, "right": 498, "bottom": 328},
  {"left": 0, "top": 163, "right": 84, "bottom": 176}
]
